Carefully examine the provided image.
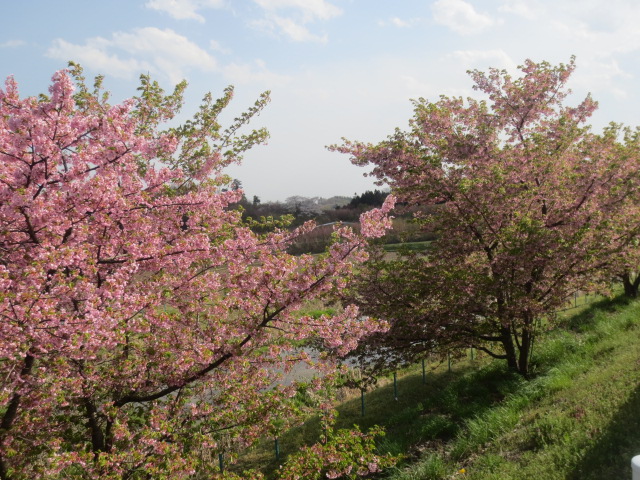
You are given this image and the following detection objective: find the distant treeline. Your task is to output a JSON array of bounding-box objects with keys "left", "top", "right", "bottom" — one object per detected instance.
[{"left": 231, "top": 187, "right": 435, "bottom": 253}]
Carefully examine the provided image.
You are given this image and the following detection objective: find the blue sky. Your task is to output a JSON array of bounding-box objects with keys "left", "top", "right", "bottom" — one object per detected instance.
[{"left": 2, "top": 0, "right": 640, "bottom": 201}]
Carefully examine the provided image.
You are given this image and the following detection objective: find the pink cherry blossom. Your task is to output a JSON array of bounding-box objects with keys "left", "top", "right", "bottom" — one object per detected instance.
[
  {"left": 0, "top": 70, "right": 392, "bottom": 479},
  {"left": 335, "top": 58, "right": 640, "bottom": 377}
]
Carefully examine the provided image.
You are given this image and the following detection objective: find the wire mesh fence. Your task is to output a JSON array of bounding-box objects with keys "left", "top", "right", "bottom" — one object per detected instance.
[{"left": 220, "top": 289, "right": 600, "bottom": 469}]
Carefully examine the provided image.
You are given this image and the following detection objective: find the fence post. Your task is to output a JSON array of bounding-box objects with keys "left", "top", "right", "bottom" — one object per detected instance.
[
  {"left": 218, "top": 453, "right": 224, "bottom": 473},
  {"left": 393, "top": 372, "right": 398, "bottom": 401},
  {"left": 448, "top": 352, "right": 452, "bottom": 372},
  {"left": 632, "top": 455, "right": 640, "bottom": 480},
  {"left": 275, "top": 437, "right": 280, "bottom": 461},
  {"left": 422, "top": 358, "right": 426, "bottom": 384},
  {"left": 361, "top": 389, "right": 365, "bottom": 417}
]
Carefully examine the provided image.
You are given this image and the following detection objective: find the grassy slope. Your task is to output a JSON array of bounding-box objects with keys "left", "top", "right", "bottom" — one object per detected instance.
[
  {"left": 238, "top": 295, "right": 640, "bottom": 479},
  {"left": 385, "top": 295, "right": 640, "bottom": 480}
]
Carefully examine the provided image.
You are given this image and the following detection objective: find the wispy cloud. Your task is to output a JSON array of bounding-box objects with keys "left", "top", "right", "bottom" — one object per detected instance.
[
  {"left": 47, "top": 27, "right": 216, "bottom": 84},
  {"left": 209, "top": 39, "right": 231, "bottom": 54},
  {"left": 0, "top": 40, "right": 26, "bottom": 48},
  {"left": 222, "top": 58, "right": 291, "bottom": 86},
  {"left": 550, "top": 1, "right": 640, "bottom": 57},
  {"left": 145, "top": 0, "right": 224, "bottom": 22},
  {"left": 378, "top": 17, "right": 421, "bottom": 28},
  {"left": 391, "top": 17, "right": 412, "bottom": 28},
  {"left": 449, "top": 49, "right": 515, "bottom": 69},
  {"left": 250, "top": 0, "right": 341, "bottom": 43},
  {"left": 498, "top": 0, "right": 541, "bottom": 20},
  {"left": 572, "top": 58, "right": 630, "bottom": 99},
  {"left": 251, "top": 15, "right": 328, "bottom": 43},
  {"left": 253, "top": 0, "right": 341, "bottom": 22},
  {"left": 432, "top": 0, "right": 499, "bottom": 35}
]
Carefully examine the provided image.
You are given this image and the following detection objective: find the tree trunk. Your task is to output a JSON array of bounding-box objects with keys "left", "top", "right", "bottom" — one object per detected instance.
[
  {"left": 84, "top": 398, "right": 106, "bottom": 456},
  {"left": 0, "top": 354, "right": 35, "bottom": 480},
  {"left": 500, "top": 323, "right": 532, "bottom": 377},
  {"left": 517, "top": 326, "right": 532, "bottom": 377},
  {"left": 500, "top": 325, "right": 518, "bottom": 372},
  {"left": 621, "top": 272, "right": 640, "bottom": 298}
]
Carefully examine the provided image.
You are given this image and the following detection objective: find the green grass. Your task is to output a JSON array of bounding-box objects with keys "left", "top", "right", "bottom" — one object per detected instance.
[
  {"left": 382, "top": 241, "right": 432, "bottom": 253},
  {"left": 234, "top": 293, "right": 640, "bottom": 479},
  {"left": 383, "top": 295, "right": 640, "bottom": 480}
]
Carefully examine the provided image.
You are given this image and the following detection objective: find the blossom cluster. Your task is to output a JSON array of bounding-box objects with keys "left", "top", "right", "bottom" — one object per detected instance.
[{"left": 0, "top": 71, "right": 393, "bottom": 479}]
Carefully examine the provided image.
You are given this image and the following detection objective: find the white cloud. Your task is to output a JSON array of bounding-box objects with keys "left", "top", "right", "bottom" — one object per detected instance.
[
  {"left": 400, "top": 75, "right": 433, "bottom": 98},
  {"left": 0, "top": 40, "right": 26, "bottom": 48},
  {"left": 432, "top": 0, "right": 498, "bottom": 35},
  {"left": 270, "top": 15, "right": 328, "bottom": 42},
  {"left": 391, "top": 17, "right": 412, "bottom": 28},
  {"left": 222, "top": 59, "right": 291, "bottom": 86},
  {"left": 534, "top": 3, "right": 640, "bottom": 104},
  {"left": 47, "top": 28, "right": 216, "bottom": 84},
  {"left": 250, "top": 14, "right": 329, "bottom": 43},
  {"left": 550, "top": 3, "right": 640, "bottom": 58},
  {"left": 253, "top": 0, "right": 341, "bottom": 22},
  {"left": 449, "top": 49, "right": 515, "bottom": 70},
  {"left": 498, "top": 0, "right": 541, "bottom": 20},
  {"left": 392, "top": 17, "right": 409, "bottom": 27},
  {"left": 250, "top": 0, "right": 341, "bottom": 42},
  {"left": 47, "top": 39, "right": 148, "bottom": 80},
  {"left": 209, "top": 39, "right": 231, "bottom": 54},
  {"left": 145, "top": 0, "right": 224, "bottom": 22},
  {"left": 570, "top": 57, "right": 632, "bottom": 99},
  {"left": 378, "top": 17, "right": 421, "bottom": 28}
]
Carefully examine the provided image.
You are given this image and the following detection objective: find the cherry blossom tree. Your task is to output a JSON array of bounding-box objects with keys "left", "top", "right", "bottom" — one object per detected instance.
[
  {"left": 603, "top": 127, "right": 640, "bottom": 298},
  {"left": 335, "top": 58, "right": 640, "bottom": 376},
  {"left": 0, "top": 68, "right": 393, "bottom": 479}
]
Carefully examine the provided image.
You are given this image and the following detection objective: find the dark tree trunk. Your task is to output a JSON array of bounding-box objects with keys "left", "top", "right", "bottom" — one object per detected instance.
[
  {"left": 500, "top": 325, "right": 518, "bottom": 372},
  {"left": 518, "top": 326, "right": 532, "bottom": 377},
  {"left": 84, "top": 398, "right": 106, "bottom": 456},
  {"left": 500, "top": 323, "right": 533, "bottom": 377},
  {"left": 621, "top": 272, "right": 640, "bottom": 298},
  {"left": 0, "top": 354, "right": 35, "bottom": 480}
]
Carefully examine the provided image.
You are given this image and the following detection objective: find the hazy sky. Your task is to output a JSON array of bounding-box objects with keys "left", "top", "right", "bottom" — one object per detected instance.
[{"left": 2, "top": 0, "right": 640, "bottom": 201}]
